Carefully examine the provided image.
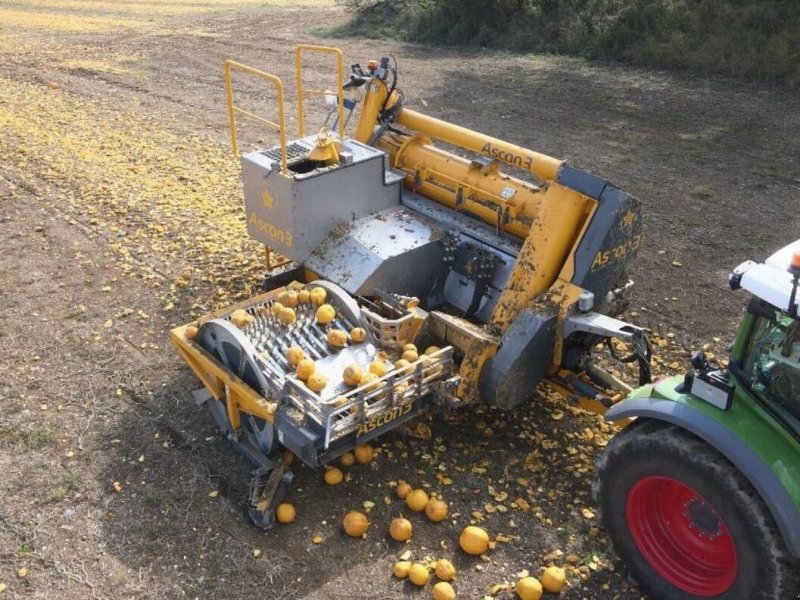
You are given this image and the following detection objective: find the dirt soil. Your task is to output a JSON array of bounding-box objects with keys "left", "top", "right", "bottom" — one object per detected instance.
[{"left": 1, "top": 1, "right": 799, "bottom": 599}]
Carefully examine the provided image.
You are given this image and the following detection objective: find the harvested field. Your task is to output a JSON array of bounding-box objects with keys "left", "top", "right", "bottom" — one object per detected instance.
[{"left": 1, "top": 1, "right": 799, "bottom": 599}]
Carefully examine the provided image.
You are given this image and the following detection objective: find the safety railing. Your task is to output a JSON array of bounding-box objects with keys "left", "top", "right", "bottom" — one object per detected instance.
[
  {"left": 223, "top": 59, "right": 288, "bottom": 175},
  {"left": 294, "top": 45, "right": 345, "bottom": 139}
]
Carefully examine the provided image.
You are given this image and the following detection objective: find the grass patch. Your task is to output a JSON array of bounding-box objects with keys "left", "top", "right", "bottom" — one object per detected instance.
[
  {"left": 0, "top": 423, "right": 54, "bottom": 450},
  {"left": 693, "top": 185, "right": 714, "bottom": 199},
  {"left": 333, "top": 0, "right": 800, "bottom": 85}
]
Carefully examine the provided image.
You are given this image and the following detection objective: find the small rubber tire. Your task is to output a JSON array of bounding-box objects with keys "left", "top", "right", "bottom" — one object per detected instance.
[{"left": 594, "top": 419, "right": 800, "bottom": 600}]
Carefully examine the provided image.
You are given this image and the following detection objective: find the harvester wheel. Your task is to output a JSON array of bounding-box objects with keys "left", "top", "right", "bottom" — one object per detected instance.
[{"left": 595, "top": 420, "right": 800, "bottom": 600}]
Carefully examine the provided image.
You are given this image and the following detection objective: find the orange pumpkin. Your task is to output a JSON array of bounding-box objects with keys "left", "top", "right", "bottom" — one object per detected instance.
[
  {"left": 396, "top": 481, "right": 412, "bottom": 500},
  {"left": 435, "top": 559, "right": 456, "bottom": 582},
  {"left": 275, "top": 503, "right": 296, "bottom": 524},
  {"left": 541, "top": 567, "right": 566, "bottom": 593},
  {"left": 516, "top": 577, "right": 543, "bottom": 600},
  {"left": 342, "top": 510, "right": 369, "bottom": 537},
  {"left": 324, "top": 467, "right": 343, "bottom": 485},
  {"left": 405, "top": 489, "right": 429, "bottom": 512},
  {"left": 408, "top": 563, "right": 430, "bottom": 586},
  {"left": 425, "top": 498, "right": 448, "bottom": 522},
  {"left": 432, "top": 582, "right": 456, "bottom": 600},
  {"left": 389, "top": 517, "right": 413, "bottom": 542},
  {"left": 393, "top": 560, "right": 412, "bottom": 578},
  {"left": 459, "top": 526, "right": 489, "bottom": 555},
  {"left": 354, "top": 444, "right": 375, "bottom": 465}
]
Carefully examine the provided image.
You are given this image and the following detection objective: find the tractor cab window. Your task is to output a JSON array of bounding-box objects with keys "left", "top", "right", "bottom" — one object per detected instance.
[{"left": 740, "top": 308, "right": 800, "bottom": 421}]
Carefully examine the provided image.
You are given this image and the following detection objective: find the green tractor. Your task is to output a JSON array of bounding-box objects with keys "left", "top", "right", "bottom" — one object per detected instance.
[{"left": 596, "top": 241, "right": 800, "bottom": 599}]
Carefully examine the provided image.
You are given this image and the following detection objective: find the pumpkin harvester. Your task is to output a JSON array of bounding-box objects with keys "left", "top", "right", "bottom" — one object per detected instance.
[{"left": 170, "top": 46, "right": 800, "bottom": 599}]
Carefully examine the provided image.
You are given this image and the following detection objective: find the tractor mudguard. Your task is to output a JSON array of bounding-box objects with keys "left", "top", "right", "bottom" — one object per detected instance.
[{"left": 606, "top": 396, "right": 800, "bottom": 558}]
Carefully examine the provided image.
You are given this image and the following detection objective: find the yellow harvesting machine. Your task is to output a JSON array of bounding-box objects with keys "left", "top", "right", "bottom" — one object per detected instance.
[{"left": 170, "top": 46, "right": 650, "bottom": 527}]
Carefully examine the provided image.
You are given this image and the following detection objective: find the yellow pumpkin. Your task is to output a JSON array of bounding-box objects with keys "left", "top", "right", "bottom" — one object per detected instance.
[
  {"left": 278, "top": 306, "right": 296, "bottom": 325},
  {"left": 393, "top": 358, "right": 412, "bottom": 374},
  {"left": 516, "top": 577, "right": 543, "bottom": 600},
  {"left": 286, "top": 345, "right": 305, "bottom": 367},
  {"left": 432, "top": 581, "right": 456, "bottom": 600},
  {"left": 408, "top": 563, "right": 430, "bottom": 586},
  {"left": 309, "top": 286, "right": 327, "bottom": 306},
  {"left": 324, "top": 467, "right": 344, "bottom": 485},
  {"left": 297, "top": 289, "right": 311, "bottom": 304},
  {"left": 405, "top": 489, "right": 429, "bottom": 512},
  {"left": 402, "top": 349, "right": 419, "bottom": 362},
  {"left": 342, "top": 510, "right": 369, "bottom": 537},
  {"left": 316, "top": 303, "right": 336, "bottom": 324},
  {"left": 359, "top": 372, "right": 380, "bottom": 391},
  {"left": 230, "top": 309, "right": 252, "bottom": 328},
  {"left": 435, "top": 559, "right": 456, "bottom": 582},
  {"left": 368, "top": 360, "right": 388, "bottom": 377},
  {"left": 354, "top": 444, "right": 375, "bottom": 465},
  {"left": 424, "top": 345, "right": 441, "bottom": 356},
  {"left": 425, "top": 498, "right": 448, "bottom": 522},
  {"left": 396, "top": 481, "right": 412, "bottom": 500},
  {"left": 275, "top": 503, "right": 296, "bottom": 524},
  {"left": 350, "top": 327, "right": 367, "bottom": 343},
  {"left": 306, "top": 372, "right": 328, "bottom": 393},
  {"left": 296, "top": 358, "right": 315, "bottom": 380},
  {"left": 459, "top": 526, "right": 489, "bottom": 556},
  {"left": 389, "top": 517, "right": 413, "bottom": 542},
  {"left": 279, "top": 290, "right": 299, "bottom": 308},
  {"left": 393, "top": 560, "right": 412, "bottom": 578},
  {"left": 270, "top": 302, "right": 285, "bottom": 316},
  {"left": 340, "top": 451, "right": 355, "bottom": 467},
  {"left": 327, "top": 329, "right": 348, "bottom": 348},
  {"left": 342, "top": 363, "right": 363, "bottom": 387},
  {"left": 540, "top": 567, "right": 566, "bottom": 593},
  {"left": 402, "top": 343, "right": 417, "bottom": 354}
]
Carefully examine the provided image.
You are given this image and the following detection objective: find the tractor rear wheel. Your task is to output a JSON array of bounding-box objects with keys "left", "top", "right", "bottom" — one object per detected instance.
[{"left": 594, "top": 419, "right": 800, "bottom": 600}]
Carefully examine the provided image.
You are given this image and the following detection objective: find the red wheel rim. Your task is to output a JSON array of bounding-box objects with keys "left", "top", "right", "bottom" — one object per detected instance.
[{"left": 626, "top": 475, "right": 737, "bottom": 596}]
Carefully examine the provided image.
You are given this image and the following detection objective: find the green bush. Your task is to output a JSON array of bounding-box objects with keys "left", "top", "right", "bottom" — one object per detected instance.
[{"left": 333, "top": 0, "right": 800, "bottom": 84}]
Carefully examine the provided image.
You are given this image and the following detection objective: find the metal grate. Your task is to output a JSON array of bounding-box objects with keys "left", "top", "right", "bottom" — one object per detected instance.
[
  {"left": 262, "top": 143, "right": 308, "bottom": 163},
  {"left": 229, "top": 294, "right": 454, "bottom": 448}
]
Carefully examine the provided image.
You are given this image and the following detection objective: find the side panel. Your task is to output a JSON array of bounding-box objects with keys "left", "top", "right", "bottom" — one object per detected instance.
[
  {"left": 557, "top": 165, "right": 642, "bottom": 305},
  {"left": 606, "top": 380, "right": 800, "bottom": 558}
]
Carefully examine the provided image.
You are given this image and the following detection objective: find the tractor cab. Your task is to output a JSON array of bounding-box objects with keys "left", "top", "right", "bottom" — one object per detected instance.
[{"left": 729, "top": 239, "right": 800, "bottom": 435}]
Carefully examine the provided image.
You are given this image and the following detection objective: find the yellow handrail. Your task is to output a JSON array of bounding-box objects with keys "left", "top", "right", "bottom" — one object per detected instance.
[
  {"left": 223, "top": 59, "right": 288, "bottom": 175},
  {"left": 294, "top": 44, "right": 345, "bottom": 139}
]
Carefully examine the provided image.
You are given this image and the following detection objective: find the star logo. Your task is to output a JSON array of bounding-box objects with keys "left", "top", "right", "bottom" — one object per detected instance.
[
  {"left": 261, "top": 190, "right": 274, "bottom": 209},
  {"left": 622, "top": 210, "right": 636, "bottom": 227}
]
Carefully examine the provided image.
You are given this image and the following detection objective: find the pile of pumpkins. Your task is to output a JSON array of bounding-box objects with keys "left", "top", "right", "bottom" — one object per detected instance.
[
  {"left": 338, "top": 480, "right": 565, "bottom": 599},
  {"left": 229, "top": 285, "right": 444, "bottom": 399},
  {"left": 271, "top": 442, "right": 566, "bottom": 599}
]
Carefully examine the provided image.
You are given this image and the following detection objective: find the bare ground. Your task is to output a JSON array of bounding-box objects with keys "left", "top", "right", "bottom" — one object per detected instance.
[{"left": 1, "top": 2, "right": 799, "bottom": 599}]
